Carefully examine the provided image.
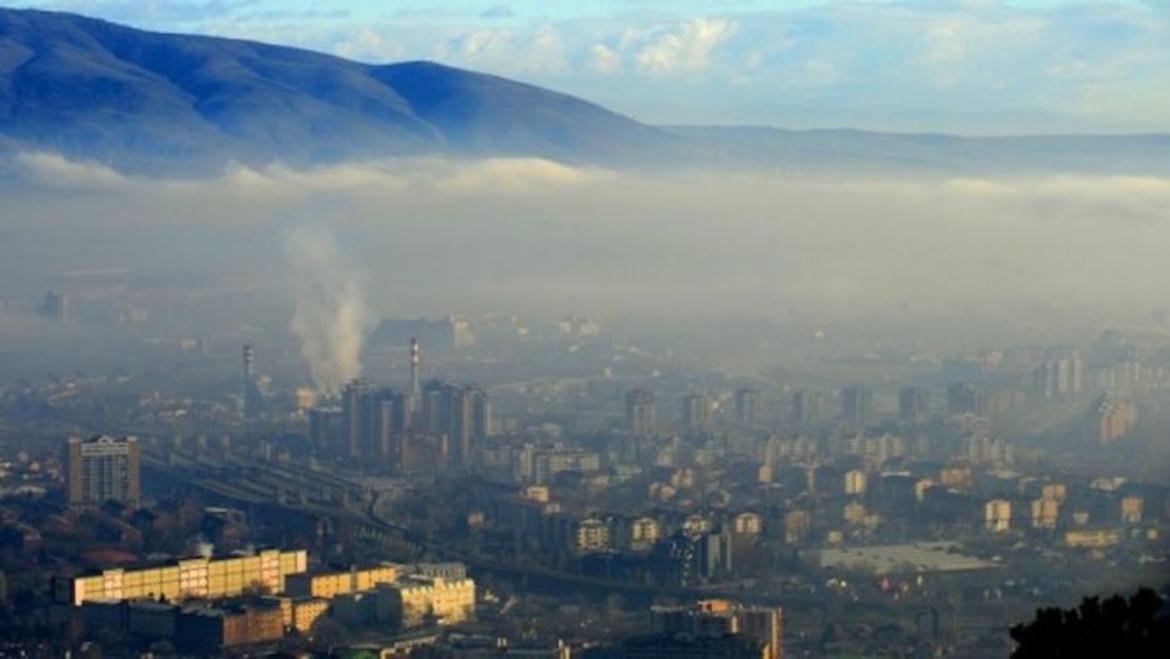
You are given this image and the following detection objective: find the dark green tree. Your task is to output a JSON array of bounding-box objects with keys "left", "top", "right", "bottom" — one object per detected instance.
[{"left": 1010, "top": 588, "right": 1169, "bottom": 658}]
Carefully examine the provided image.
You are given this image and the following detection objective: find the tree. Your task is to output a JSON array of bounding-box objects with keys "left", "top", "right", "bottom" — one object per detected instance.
[{"left": 1010, "top": 587, "right": 1170, "bottom": 658}]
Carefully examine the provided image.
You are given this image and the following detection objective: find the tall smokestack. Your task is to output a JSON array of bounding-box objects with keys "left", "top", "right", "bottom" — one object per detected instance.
[{"left": 410, "top": 337, "right": 420, "bottom": 396}]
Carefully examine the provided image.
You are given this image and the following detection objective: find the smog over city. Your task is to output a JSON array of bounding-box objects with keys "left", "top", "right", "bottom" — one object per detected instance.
[{"left": 0, "top": 2, "right": 1168, "bottom": 657}]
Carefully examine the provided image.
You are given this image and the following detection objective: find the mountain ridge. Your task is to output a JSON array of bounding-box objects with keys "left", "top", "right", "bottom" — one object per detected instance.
[
  {"left": 0, "top": 8, "right": 1166, "bottom": 175},
  {"left": 0, "top": 8, "right": 686, "bottom": 172}
]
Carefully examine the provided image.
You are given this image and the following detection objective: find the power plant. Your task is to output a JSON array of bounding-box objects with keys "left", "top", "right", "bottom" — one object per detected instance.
[{"left": 307, "top": 339, "right": 490, "bottom": 473}]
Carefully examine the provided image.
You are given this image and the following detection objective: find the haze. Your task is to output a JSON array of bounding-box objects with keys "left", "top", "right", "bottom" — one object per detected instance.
[{"left": 3, "top": 153, "right": 1168, "bottom": 345}]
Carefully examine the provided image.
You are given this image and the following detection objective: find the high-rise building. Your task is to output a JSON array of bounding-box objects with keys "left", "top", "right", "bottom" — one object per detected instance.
[
  {"left": 410, "top": 338, "right": 420, "bottom": 397},
  {"left": 363, "top": 390, "right": 403, "bottom": 466},
  {"left": 841, "top": 385, "right": 873, "bottom": 426},
  {"left": 734, "top": 387, "right": 761, "bottom": 428},
  {"left": 898, "top": 387, "right": 929, "bottom": 422},
  {"left": 361, "top": 380, "right": 489, "bottom": 471},
  {"left": 473, "top": 389, "right": 492, "bottom": 443},
  {"left": 444, "top": 384, "right": 477, "bottom": 470},
  {"left": 1034, "top": 350, "right": 1084, "bottom": 399},
  {"left": 791, "top": 389, "right": 815, "bottom": 425},
  {"left": 420, "top": 381, "right": 445, "bottom": 434},
  {"left": 626, "top": 389, "right": 657, "bottom": 435},
  {"left": 41, "top": 289, "right": 69, "bottom": 322},
  {"left": 984, "top": 499, "right": 1011, "bottom": 533},
  {"left": 308, "top": 408, "right": 343, "bottom": 448},
  {"left": 843, "top": 469, "right": 868, "bottom": 496},
  {"left": 1090, "top": 393, "right": 1137, "bottom": 444},
  {"left": 341, "top": 380, "right": 366, "bottom": 460},
  {"left": 1031, "top": 497, "right": 1059, "bottom": 530},
  {"left": 242, "top": 345, "right": 263, "bottom": 419},
  {"left": 682, "top": 394, "right": 712, "bottom": 432},
  {"left": 946, "top": 382, "right": 985, "bottom": 416},
  {"left": 65, "top": 435, "right": 141, "bottom": 510}
]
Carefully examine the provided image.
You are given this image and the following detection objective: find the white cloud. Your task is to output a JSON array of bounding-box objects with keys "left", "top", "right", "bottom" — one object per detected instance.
[
  {"left": 13, "top": 152, "right": 128, "bottom": 190},
  {"left": 588, "top": 43, "right": 622, "bottom": 74},
  {"left": 633, "top": 18, "right": 737, "bottom": 74},
  {"left": 480, "top": 5, "right": 514, "bottom": 20},
  {"left": 9, "top": 153, "right": 600, "bottom": 204},
  {"left": 452, "top": 28, "right": 513, "bottom": 60}
]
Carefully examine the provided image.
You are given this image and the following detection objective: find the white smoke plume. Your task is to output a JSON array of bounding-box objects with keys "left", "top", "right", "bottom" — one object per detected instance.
[{"left": 285, "top": 227, "right": 369, "bottom": 395}]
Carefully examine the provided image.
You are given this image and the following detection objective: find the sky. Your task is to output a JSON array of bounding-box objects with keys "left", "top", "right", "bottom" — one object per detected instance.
[{"left": 1, "top": 1, "right": 1168, "bottom": 133}]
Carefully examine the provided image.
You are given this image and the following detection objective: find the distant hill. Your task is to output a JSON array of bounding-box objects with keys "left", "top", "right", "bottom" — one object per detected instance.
[
  {"left": 0, "top": 8, "right": 1166, "bottom": 174},
  {"left": 0, "top": 9, "right": 685, "bottom": 172},
  {"left": 668, "top": 125, "right": 1170, "bottom": 175}
]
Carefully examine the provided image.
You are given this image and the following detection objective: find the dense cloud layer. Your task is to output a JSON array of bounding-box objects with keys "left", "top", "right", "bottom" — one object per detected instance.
[{"left": 3, "top": 153, "right": 1169, "bottom": 332}]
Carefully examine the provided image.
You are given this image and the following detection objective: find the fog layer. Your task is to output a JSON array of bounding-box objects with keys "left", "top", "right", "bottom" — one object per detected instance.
[{"left": 2, "top": 152, "right": 1168, "bottom": 328}]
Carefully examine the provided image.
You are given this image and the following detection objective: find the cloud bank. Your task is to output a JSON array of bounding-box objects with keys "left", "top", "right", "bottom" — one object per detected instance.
[{"left": 3, "top": 152, "right": 1169, "bottom": 335}]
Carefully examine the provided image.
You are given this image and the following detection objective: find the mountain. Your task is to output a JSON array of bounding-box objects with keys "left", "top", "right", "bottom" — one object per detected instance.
[
  {"left": 0, "top": 8, "right": 1166, "bottom": 175},
  {"left": 668, "top": 126, "right": 1170, "bottom": 175},
  {"left": 0, "top": 8, "right": 686, "bottom": 172}
]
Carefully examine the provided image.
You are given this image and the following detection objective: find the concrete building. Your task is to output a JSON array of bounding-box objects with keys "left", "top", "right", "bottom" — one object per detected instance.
[
  {"left": 577, "top": 518, "right": 611, "bottom": 552},
  {"left": 512, "top": 444, "right": 601, "bottom": 484},
  {"left": 1042, "top": 483, "right": 1068, "bottom": 501},
  {"left": 984, "top": 499, "right": 1012, "bottom": 533},
  {"left": 285, "top": 564, "right": 402, "bottom": 599},
  {"left": 1121, "top": 496, "right": 1143, "bottom": 524},
  {"left": 681, "top": 394, "right": 712, "bottom": 432},
  {"left": 939, "top": 467, "right": 972, "bottom": 489},
  {"left": 1066, "top": 529, "right": 1121, "bottom": 548},
  {"left": 841, "top": 385, "right": 874, "bottom": 426},
  {"left": 898, "top": 387, "right": 930, "bottom": 422},
  {"left": 377, "top": 575, "right": 475, "bottom": 629},
  {"left": 733, "top": 512, "right": 763, "bottom": 537},
  {"left": 1091, "top": 394, "right": 1137, "bottom": 444},
  {"left": 843, "top": 469, "right": 868, "bottom": 496},
  {"left": 629, "top": 516, "right": 662, "bottom": 550},
  {"left": 55, "top": 549, "right": 308, "bottom": 606},
  {"left": 65, "top": 435, "right": 141, "bottom": 510},
  {"left": 1031, "top": 498, "right": 1060, "bottom": 530},
  {"left": 290, "top": 597, "right": 329, "bottom": 632},
  {"left": 784, "top": 510, "right": 811, "bottom": 545},
  {"left": 308, "top": 407, "right": 343, "bottom": 449},
  {"left": 790, "top": 389, "right": 818, "bottom": 425},
  {"left": 81, "top": 599, "right": 285, "bottom": 654},
  {"left": 621, "top": 633, "right": 770, "bottom": 659},
  {"left": 41, "top": 289, "right": 69, "bottom": 322},
  {"left": 342, "top": 380, "right": 366, "bottom": 459},
  {"left": 626, "top": 389, "right": 657, "bottom": 436},
  {"left": 374, "top": 316, "right": 474, "bottom": 349},
  {"left": 946, "top": 382, "right": 986, "bottom": 416},
  {"left": 843, "top": 501, "right": 867, "bottom": 525},
  {"left": 734, "top": 387, "right": 761, "bottom": 427},
  {"left": 1034, "top": 350, "right": 1084, "bottom": 398},
  {"left": 650, "top": 599, "right": 783, "bottom": 659}
]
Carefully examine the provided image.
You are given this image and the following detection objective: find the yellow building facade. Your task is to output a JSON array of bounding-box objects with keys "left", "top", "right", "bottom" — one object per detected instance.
[
  {"left": 58, "top": 549, "right": 308, "bottom": 606},
  {"left": 284, "top": 564, "right": 401, "bottom": 599},
  {"left": 388, "top": 576, "right": 475, "bottom": 628},
  {"left": 1066, "top": 529, "right": 1122, "bottom": 548}
]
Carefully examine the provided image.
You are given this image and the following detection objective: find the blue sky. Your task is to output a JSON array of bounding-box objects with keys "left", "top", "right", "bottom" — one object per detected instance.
[{"left": 3, "top": 1, "right": 1168, "bottom": 133}]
